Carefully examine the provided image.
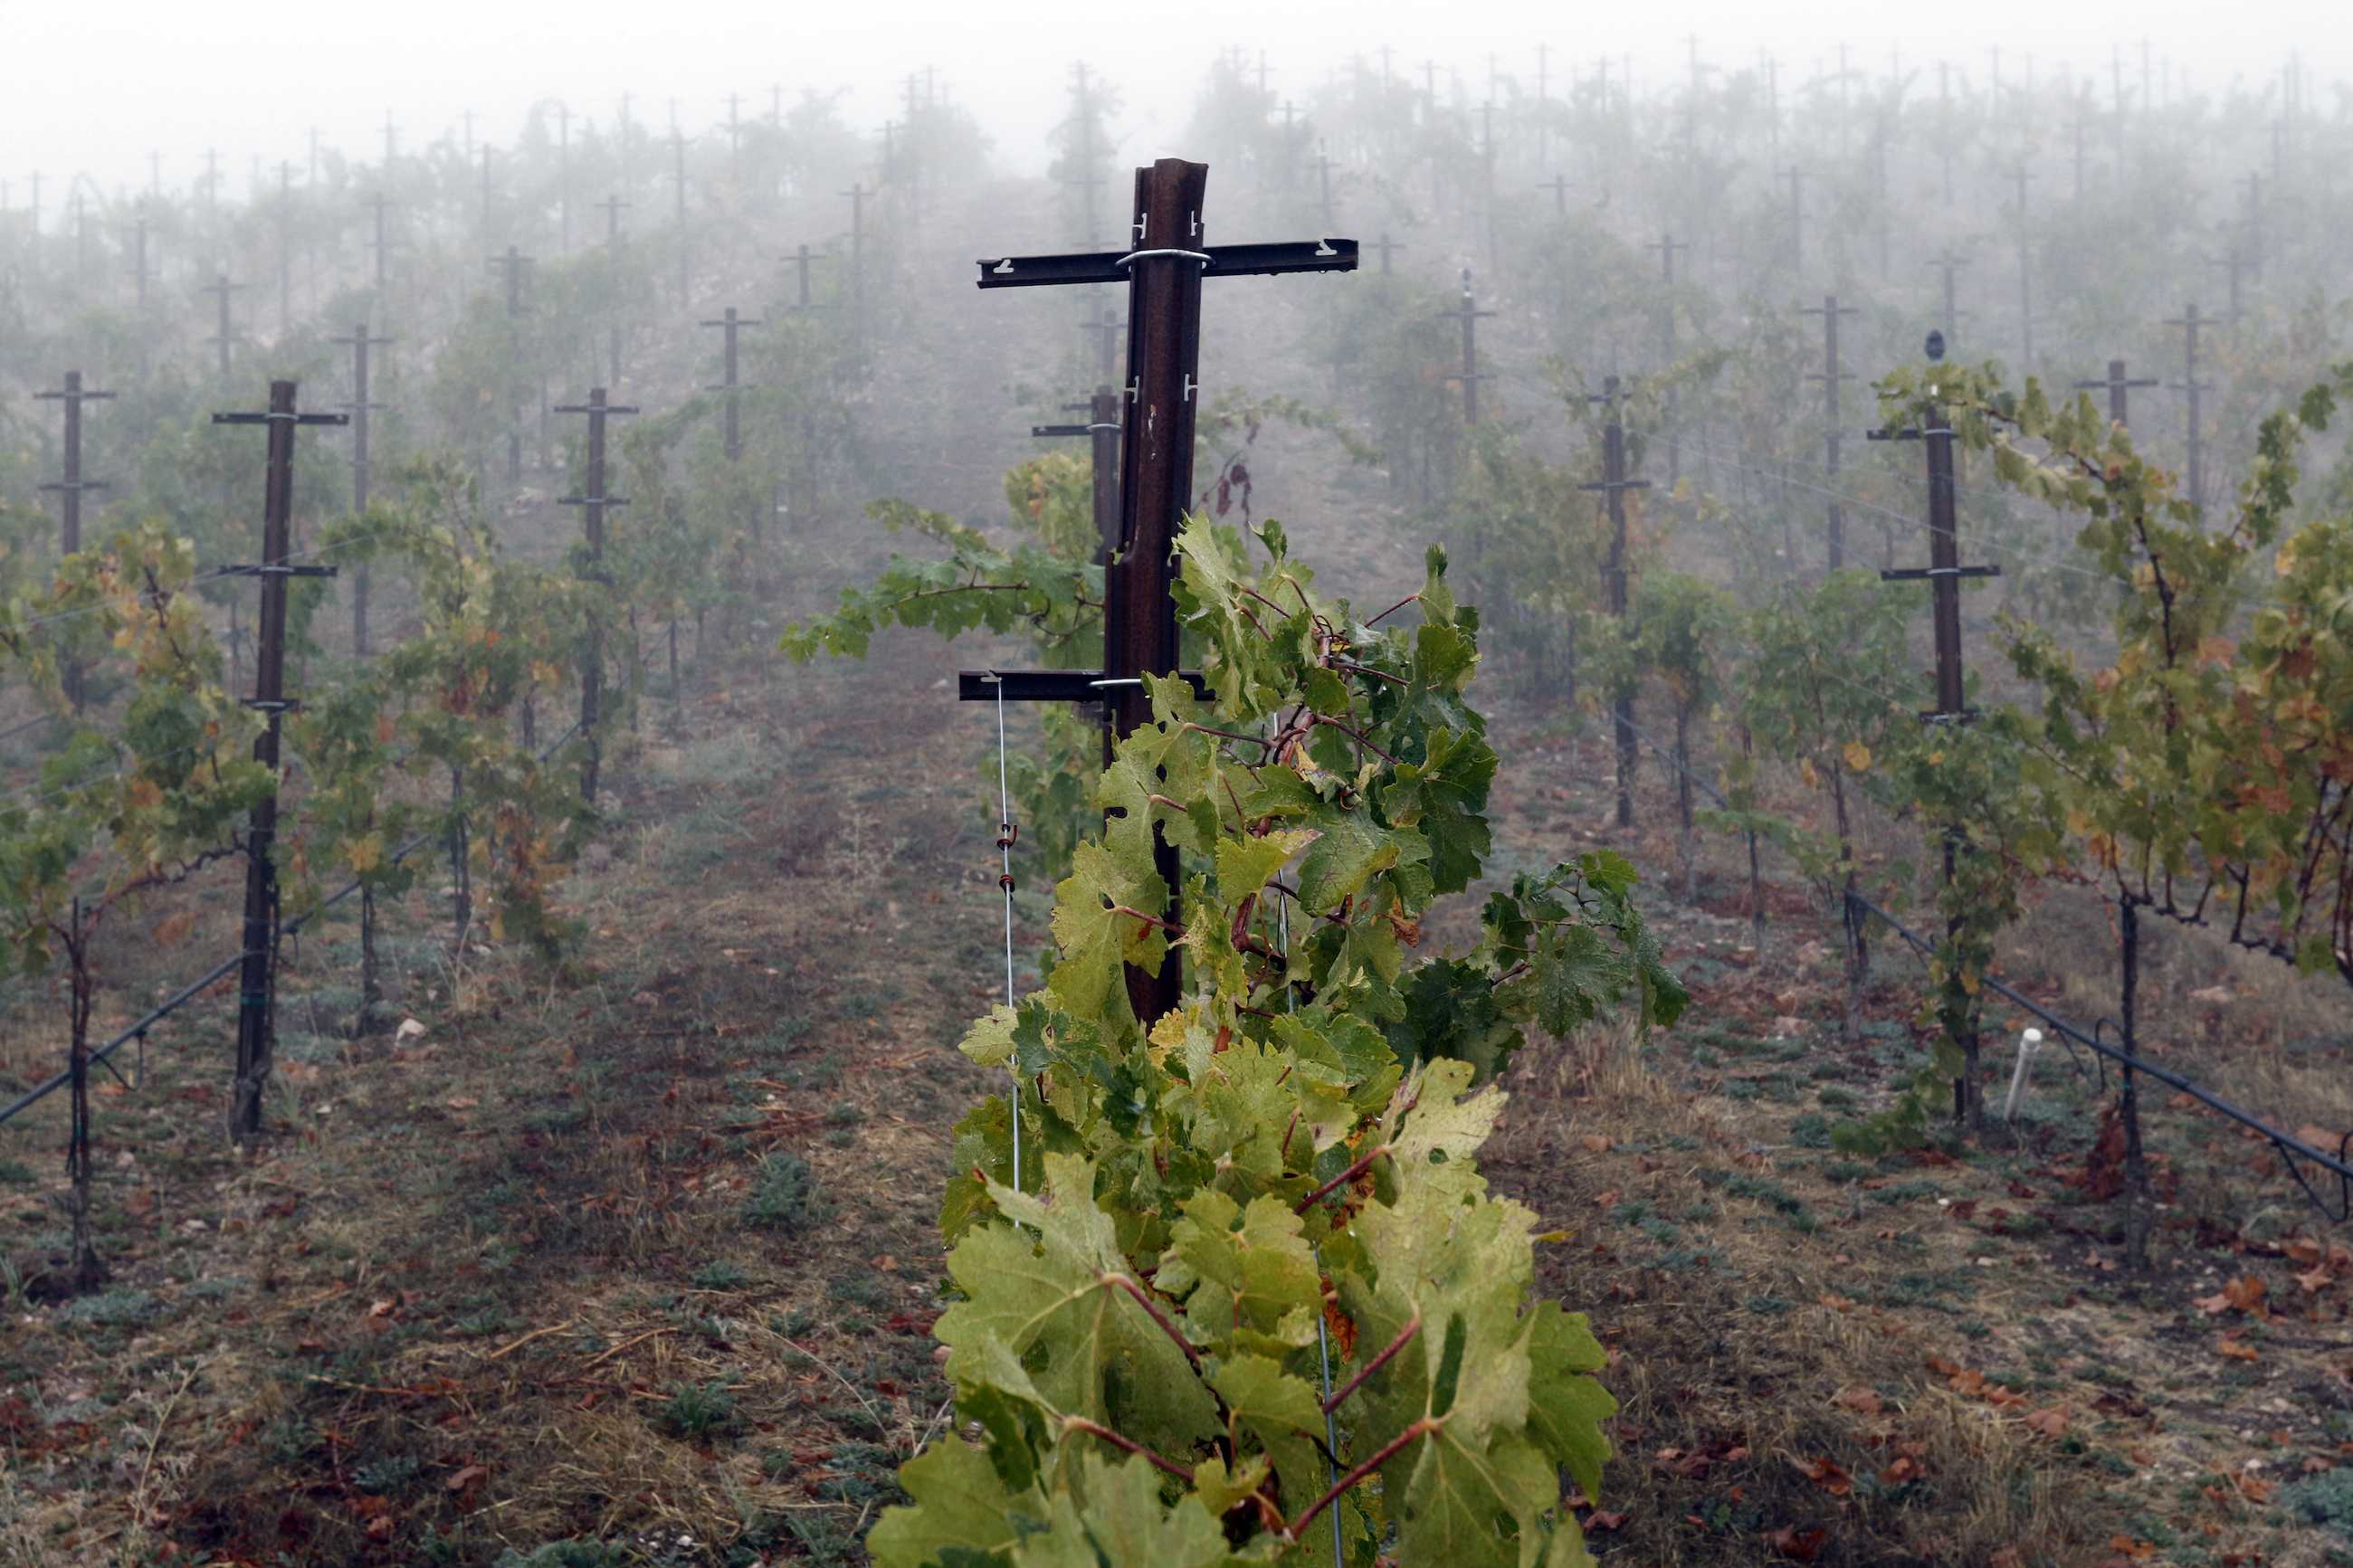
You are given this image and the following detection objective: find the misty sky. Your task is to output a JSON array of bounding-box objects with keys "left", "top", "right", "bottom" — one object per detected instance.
[{"left": 1, "top": 0, "right": 2339, "bottom": 207}]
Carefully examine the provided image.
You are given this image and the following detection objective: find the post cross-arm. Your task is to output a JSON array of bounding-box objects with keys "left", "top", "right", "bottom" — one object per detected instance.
[
  {"left": 976, "top": 236, "right": 1358, "bottom": 289},
  {"left": 37, "top": 373, "right": 118, "bottom": 593},
  {"left": 2073, "top": 357, "right": 2158, "bottom": 427},
  {"left": 964, "top": 158, "right": 1360, "bottom": 1022}
]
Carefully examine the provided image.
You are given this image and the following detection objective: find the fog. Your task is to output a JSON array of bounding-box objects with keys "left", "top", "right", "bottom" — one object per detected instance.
[{"left": 4, "top": 0, "right": 2340, "bottom": 204}]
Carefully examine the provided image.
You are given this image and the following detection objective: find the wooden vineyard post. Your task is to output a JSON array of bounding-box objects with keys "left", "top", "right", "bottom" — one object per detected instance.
[
  {"left": 1440, "top": 269, "right": 1494, "bottom": 425},
  {"left": 1799, "top": 294, "right": 1859, "bottom": 568},
  {"left": 1538, "top": 172, "right": 1569, "bottom": 216},
  {"left": 331, "top": 324, "right": 394, "bottom": 654},
  {"left": 963, "top": 156, "right": 1358, "bottom": 1024},
  {"left": 36, "top": 371, "right": 116, "bottom": 710},
  {"left": 214, "top": 381, "right": 348, "bottom": 1139},
  {"left": 1872, "top": 342, "right": 2000, "bottom": 1126},
  {"left": 1581, "top": 376, "right": 1649, "bottom": 831},
  {"left": 557, "top": 388, "right": 639, "bottom": 805}
]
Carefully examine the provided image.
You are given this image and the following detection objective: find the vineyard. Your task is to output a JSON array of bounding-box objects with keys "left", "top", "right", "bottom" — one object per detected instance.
[{"left": 1, "top": 30, "right": 2351, "bottom": 1568}]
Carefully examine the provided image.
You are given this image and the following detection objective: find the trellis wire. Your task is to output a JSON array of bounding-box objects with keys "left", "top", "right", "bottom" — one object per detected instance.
[
  {"left": 0, "top": 718, "right": 588, "bottom": 1131},
  {"left": 1609, "top": 696, "right": 2347, "bottom": 1219},
  {"left": 1849, "top": 889, "right": 2353, "bottom": 1222}
]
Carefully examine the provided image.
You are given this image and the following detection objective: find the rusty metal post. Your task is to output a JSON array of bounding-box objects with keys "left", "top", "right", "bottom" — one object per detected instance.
[
  {"left": 332, "top": 325, "right": 394, "bottom": 653},
  {"left": 1440, "top": 269, "right": 1495, "bottom": 424},
  {"left": 214, "top": 382, "right": 346, "bottom": 1138},
  {"left": 841, "top": 182, "right": 870, "bottom": 346},
  {"left": 1582, "top": 377, "right": 1651, "bottom": 830},
  {"left": 37, "top": 371, "right": 115, "bottom": 710},
  {"left": 671, "top": 129, "right": 691, "bottom": 301},
  {"left": 557, "top": 389, "right": 639, "bottom": 803},
  {"left": 2167, "top": 304, "right": 2210, "bottom": 511},
  {"left": 1800, "top": 294, "right": 1859, "bottom": 568},
  {"left": 2073, "top": 358, "right": 2156, "bottom": 429},
  {"left": 966, "top": 158, "right": 1358, "bottom": 1024},
  {"left": 203, "top": 274, "right": 245, "bottom": 385},
  {"left": 490, "top": 246, "right": 535, "bottom": 481},
  {"left": 700, "top": 306, "right": 761, "bottom": 462}
]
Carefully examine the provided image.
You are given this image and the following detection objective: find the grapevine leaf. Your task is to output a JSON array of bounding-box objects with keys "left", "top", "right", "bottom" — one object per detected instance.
[{"left": 867, "top": 1434, "right": 1042, "bottom": 1568}]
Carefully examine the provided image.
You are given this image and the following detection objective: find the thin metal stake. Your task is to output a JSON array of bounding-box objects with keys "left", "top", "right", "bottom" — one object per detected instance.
[
  {"left": 992, "top": 674, "right": 1021, "bottom": 1194},
  {"left": 1301, "top": 901, "right": 1345, "bottom": 1568}
]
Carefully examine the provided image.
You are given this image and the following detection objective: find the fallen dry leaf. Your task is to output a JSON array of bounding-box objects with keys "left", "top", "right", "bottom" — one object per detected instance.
[
  {"left": 1767, "top": 1525, "right": 1827, "bottom": 1560},
  {"left": 1831, "top": 1385, "right": 1882, "bottom": 1417},
  {"left": 2024, "top": 1404, "right": 2071, "bottom": 1440},
  {"left": 1792, "top": 1455, "right": 1853, "bottom": 1497}
]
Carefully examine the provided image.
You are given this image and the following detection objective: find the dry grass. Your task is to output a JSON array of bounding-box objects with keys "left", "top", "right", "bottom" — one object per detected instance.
[{"left": 0, "top": 530, "right": 2346, "bottom": 1567}]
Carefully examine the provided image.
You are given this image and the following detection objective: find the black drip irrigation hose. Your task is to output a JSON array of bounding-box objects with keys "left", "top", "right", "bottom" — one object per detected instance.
[
  {"left": 1847, "top": 888, "right": 2353, "bottom": 1224},
  {"left": 1578, "top": 704, "right": 2351, "bottom": 1224},
  {"left": 0, "top": 718, "right": 590, "bottom": 1131}
]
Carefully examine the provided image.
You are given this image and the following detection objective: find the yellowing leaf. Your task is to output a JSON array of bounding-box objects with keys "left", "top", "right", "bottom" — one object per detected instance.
[{"left": 1842, "top": 741, "right": 1872, "bottom": 773}]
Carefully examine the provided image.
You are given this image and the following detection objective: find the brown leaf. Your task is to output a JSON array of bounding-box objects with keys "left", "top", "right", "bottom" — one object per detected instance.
[
  {"left": 1584, "top": 1510, "right": 1628, "bottom": 1533},
  {"left": 1768, "top": 1525, "right": 1828, "bottom": 1560},
  {"left": 2217, "top": 1336, "right": 2260, "bottom": 1362},
  {"left": 445, "top": 1463, "right": 490, "bottom": 1494},
  {"left": 2024, "top": 1404, "right": 2071, "bottom": 1440},
  {"left": 1793, "top": 1455, "right": 1853, "bottom": 1497},
  {"left": 2237, "top": 1474, "right": 2275, "bottom": 1504},
  {"left": 1831, "top": 1385, "right": 1882, "bottom": 1417},
  {"left": 1580, "top": 1134, "right": 1613, "bottom": 1155},
  {"left": 2085, "top": 1104, "right": 2129, "bottom": 1201},
  {"left": 152, "top": 910, "right": 197, "bottom": 947}
]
